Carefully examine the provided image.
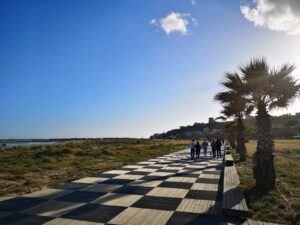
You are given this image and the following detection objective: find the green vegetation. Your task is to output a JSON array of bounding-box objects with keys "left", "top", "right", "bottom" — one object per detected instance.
[
  {"left": 0, "top": 139, "right": 187, "bottom": 197},
  {"left": 233, "top": 139, "right": 300, "bottom": 225}
]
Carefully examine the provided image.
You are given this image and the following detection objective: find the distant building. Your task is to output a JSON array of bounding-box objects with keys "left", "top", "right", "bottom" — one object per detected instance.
[
  {"left": 209, "top": 117, "right": 214, "bottom": 124},
  {"left": 204, "top": 127, "right": 210, "bottom": 133}
]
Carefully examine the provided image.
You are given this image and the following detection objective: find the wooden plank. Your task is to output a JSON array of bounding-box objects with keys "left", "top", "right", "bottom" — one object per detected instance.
[
  {"left": 225, "top": 154, "right": 234, "bottom": 166},
  {"left": 225, "top": 154, "right": 234, "bottom": 161},
  {"left": 222, "top": 157, "right": 249, "bottom": 218}
]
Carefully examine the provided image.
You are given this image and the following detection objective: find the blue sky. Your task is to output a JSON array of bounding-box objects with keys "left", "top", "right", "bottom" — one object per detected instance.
[{"left": 1, "top": 0, "right": 300, "bottom": 138}]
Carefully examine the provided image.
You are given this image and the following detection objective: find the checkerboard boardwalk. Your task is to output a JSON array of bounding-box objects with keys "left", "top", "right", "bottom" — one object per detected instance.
[{"left": 0, "top": 149, "right": 227, "bottom": 225}]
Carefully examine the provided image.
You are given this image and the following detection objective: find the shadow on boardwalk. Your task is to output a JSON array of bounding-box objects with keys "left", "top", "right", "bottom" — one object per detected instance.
[{"left": 0, "top": 149, "right": 274, "bottom": 225}]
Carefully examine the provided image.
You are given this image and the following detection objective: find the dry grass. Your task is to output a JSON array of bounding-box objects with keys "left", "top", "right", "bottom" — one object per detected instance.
[
  {"left": 0, "top": 139, "right": 187, "bottom": 197},
  {"left": 234, "top": 139, "right": 300, "bottom": 224},
  {"left": 245, "top": 139, "right": 300, "bottom": 155}
]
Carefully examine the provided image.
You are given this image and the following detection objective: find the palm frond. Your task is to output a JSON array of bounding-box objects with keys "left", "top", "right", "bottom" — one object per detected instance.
[
  {"left": 239, "top": 57, "right": 269, "bottom": 80},
  {"left": 245, "top": 105, "right": 254, "bottom": 115},
  {"left": 214, "top": 91, "right": 238, "bottom": 103},
  {"left": 222, "top": 72, "right": 244, "bottom": 92},
  {"left": 239, "top": 57, "right": 270, "bottom": 99},
  {"left": 215, "top": 69, "right": 251, "bottom": 119},
  {"left": 268, "top": 64, "right": 300, "bottom": 109}
]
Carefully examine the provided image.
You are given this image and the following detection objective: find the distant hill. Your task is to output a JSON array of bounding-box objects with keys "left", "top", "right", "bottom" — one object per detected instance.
[
  {"left": 150, "top": 113, "right": 300, "bottom": 139},
  {"left": 150, "top": 117, "right": 226, "bottom": 139}
]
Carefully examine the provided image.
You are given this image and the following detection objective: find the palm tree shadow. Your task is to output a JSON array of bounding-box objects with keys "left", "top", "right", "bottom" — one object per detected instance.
[{"left": 243, "top": 185, "right": 270, "bottom": 204}]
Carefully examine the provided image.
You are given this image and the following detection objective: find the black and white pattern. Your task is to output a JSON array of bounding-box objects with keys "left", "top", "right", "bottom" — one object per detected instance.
[{"left": 0, "top": 149, "right": 228, "bottom": 225}]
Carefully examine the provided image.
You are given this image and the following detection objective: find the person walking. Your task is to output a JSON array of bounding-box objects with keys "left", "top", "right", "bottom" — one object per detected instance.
[
  {"left": 211, "top": 139, "right": 216, "bottom": 158},
  {"left": 216, "top": 138, "right": 222, "bottom": 158},
  {"left": 202, "top": 139, "right": 208, "bottom": 157},
  {"left": 189, "top": 139, "right": 196, "bottom": 159},
  {"left": 195, "top": 141, "right": 201, "bottom": 159}
]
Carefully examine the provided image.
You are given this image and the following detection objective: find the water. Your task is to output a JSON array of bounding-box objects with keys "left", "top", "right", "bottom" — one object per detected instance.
[{"left": 1, "top": 141, "right": 57, "bottom": 148}]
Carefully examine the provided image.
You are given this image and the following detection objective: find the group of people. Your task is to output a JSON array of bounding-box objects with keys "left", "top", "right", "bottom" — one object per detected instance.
[
  {"left": 189, "top": 138, "right": 223, "bottom": 159},
  {"left": 188, "top": 139, "right": 208, "bottom": 159}
]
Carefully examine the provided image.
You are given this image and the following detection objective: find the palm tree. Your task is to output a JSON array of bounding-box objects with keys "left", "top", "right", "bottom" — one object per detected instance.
[
  {"left": 240, "top": 58, "right": 300, "bottom": 190},
  {"left": 214, "top": 73, "right": 252, "bottom": 161}
]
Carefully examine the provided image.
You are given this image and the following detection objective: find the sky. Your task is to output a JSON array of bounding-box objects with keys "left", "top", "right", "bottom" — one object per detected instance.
[{"left": 1, "top": 0, "right": 300, "bottom": 139}]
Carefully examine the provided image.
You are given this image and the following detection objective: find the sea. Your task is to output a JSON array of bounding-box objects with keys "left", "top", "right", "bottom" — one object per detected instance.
[{"left": 1, "top": 141, "right": 57, "bottom": 148}]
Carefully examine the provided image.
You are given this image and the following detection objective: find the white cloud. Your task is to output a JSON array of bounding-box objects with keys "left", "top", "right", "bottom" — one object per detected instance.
[
  {"left": 149, "top": 19, "right": 157, "bottom": 25},
  {"left": 191, "top": 17, "right": 198, "bottom": 26},
  {"left": 241, "top": 0, "right": 300, "bottom": 35},
  {"left": 150, "top": 12, "right": 197, "bottom": 35},
  {"left": 191, "top": 0, "right": 197, "bottom": 5}
]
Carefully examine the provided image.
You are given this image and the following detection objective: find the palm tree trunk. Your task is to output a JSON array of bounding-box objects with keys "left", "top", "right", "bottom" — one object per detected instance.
[
  {"left": 224, "top": 123, "right": 236, "bottom": 149},
  {"left": 227, "top": 135, "right": 236, "bottom": 149},
  {"left": 253, "top": 101, "right": 276, "bottom": 190},
  {"left": 236, "top": 115, "right": 247, "bottom": 161},
  {"left": 235, "top": 127, "right": 240, "bottom": 154}
]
